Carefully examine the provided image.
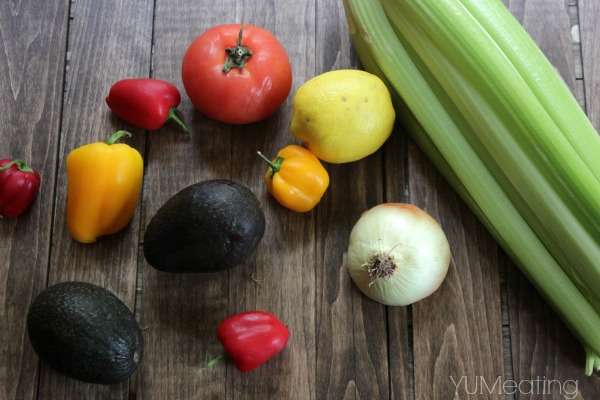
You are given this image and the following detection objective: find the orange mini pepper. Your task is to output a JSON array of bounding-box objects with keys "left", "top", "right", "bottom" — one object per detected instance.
[
  {"left": 66, "top": 131, "right": 143, "bottom": 243},
  {"left": 257, "top": 145, "right": 329, "bottom": 212}
]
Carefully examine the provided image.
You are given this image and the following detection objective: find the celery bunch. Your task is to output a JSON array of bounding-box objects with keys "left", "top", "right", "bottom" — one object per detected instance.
[{"left": 342, "top": 0, "right": 600, "bottom": 375}]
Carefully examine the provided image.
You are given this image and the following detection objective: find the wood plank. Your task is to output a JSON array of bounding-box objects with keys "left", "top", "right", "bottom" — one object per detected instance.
[
  {"left": 226, "top": 2, "right": 320, "bottom": 399},
  {"left": 37, "top": 0, "right": 154, "bottom": 399},
  {"left": 407, "top": 140, "right": 505, "bottom": 400},
  {"left": 140, "top": 0, "right": 393, "bottom": 398},
  {"left": 383, "top": 130, "right": 412, "bottom": 400},
  {"left": 137, "top": 0, "right": 256, "bottom": 398},
  {"left": 313, "top": 1, "right": 390, "bottom": 399},
  {"left": 314, "top": 160, "right": 389, "bottom": 399},
  {"left": 581, "top": 0, "right": 600, "bottom": 130},
  {"left": 506, "top": 1, "right": 600, "bottom": 398},
  {"left": 0, "top": 2, "right": 598, "bottom": 400},
  {"left": 0, "top": 1, "right": 68, "bottom": 399}
]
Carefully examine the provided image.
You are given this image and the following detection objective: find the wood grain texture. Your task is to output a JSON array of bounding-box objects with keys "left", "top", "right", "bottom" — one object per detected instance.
[
  {"left": 581, "top": 0, "right": 600, "bottom": 130},
  {"left": 407, "top": 141, "right": 505, "bottom": 400},
  {"left": 137, "top": 0, "right": 320, "bottom": 398},
  {"left": 136, "top": 0, "right": 234, "bottom": 396},
  {"left": 314, "top": 2, "right": 392, "bottom": 400},
  {"left": 38, "top": 0, "right": 153, "bottom": 399},
  {"left": 0, "top": 1, "right": 599, "bottom": 399},
  {"left": 227, "top": 2, "right": 320, "bottom": 398},
  {"left": 383, "top": 129, "right": 412, "bottom": 400},
  {"left": 0, "top": 1, "right": 68, "bottom": 399}
]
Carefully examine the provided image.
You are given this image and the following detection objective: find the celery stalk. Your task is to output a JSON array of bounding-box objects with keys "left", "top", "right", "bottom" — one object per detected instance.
[
  {"left": 381, "top": 0, "right": 600, "bottom": 310},
  {"left": 459, "top": 0, "right": 600, "bottom": 178},
  {"left": 381, "top": 0, "right": 600, "bottom": 233},
  {"left": 343, "top": 0, "right": 600, "bottom": 374}
]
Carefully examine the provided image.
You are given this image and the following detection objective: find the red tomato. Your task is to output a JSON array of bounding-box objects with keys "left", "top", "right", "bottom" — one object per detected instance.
[{"left": 182, "top": 24, "right": 292, "bottom": 124}]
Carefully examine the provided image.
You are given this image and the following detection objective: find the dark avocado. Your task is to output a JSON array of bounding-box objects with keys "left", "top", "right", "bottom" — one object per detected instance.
[
  {"left": 27, "top": 281, "right": 143, "bottom": 385},
  {"left": 143, "top": 179, "right": 266, "bottom": 273}
]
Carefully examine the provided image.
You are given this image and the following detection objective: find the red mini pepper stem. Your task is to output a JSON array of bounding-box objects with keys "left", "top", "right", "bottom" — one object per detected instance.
[
  {"left": 0, "top": 159, "right": 33, "bottom": 173},
  {"left": 203, "top": 353, "right": 230, "bottom": 369},
  {"left": 167, "top": 108, "right": 188, "bottom": 133}
]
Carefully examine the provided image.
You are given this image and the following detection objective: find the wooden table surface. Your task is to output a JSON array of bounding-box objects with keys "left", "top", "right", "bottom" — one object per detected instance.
[{"left": 1, "top": 0, "right": 599, "bottom": 399}]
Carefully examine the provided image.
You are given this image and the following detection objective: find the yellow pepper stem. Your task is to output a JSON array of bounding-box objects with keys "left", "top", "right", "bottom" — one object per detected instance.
[{"left": 105, "top": 130, "right": 132, "bottom": 145}]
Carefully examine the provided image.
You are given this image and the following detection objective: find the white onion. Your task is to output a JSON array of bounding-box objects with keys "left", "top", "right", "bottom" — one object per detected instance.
[{"left": 347, "top": 203, "right": 451, "bottom": 306}]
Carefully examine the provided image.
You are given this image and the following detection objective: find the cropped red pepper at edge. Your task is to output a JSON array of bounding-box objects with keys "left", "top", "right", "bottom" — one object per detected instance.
[
  {"left": 0, "top": 159, "right": 41, "bottom": 218},
  {"left": 207, "top": 311, "right": 290, "bottom": 372},
  {"left": 105, "top": 78, "right": 188, "bottom": 132}
]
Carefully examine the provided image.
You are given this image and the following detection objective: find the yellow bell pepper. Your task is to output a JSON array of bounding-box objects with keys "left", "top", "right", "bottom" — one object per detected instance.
[
  {"left": 257, "top": 145, "right": 329, "bottom": 212},
  {"left": 66, "top": 131, "right": 143, "bottom": 243}
]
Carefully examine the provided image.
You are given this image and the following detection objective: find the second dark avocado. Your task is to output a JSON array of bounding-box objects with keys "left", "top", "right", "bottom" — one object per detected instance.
[{"left": 26, "top": 281, "right": 143, "bottom": 385}]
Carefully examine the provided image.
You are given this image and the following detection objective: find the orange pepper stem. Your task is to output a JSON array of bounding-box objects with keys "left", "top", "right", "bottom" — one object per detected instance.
[
  {"left": 105, "top": 130, "right": 132, "bottom": 145},
  {"left": 257, "top": 151, "right": 284, "bottom": 179}
]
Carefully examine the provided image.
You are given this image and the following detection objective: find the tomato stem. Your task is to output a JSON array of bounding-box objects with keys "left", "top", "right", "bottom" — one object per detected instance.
[{"left": 223, "top": 25, "right": 253, "bottom": 72}]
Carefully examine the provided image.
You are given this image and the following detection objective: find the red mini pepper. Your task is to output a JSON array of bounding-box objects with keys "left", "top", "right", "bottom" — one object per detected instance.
[
  {"left": 207, "top": 311, "right": 290, "bottom": 372},
  {"left": 0, "top": 159, "right": 41, "bottom": 218},
  {"left": 106, "top": 78, "right": 188, "bottom": 132}
]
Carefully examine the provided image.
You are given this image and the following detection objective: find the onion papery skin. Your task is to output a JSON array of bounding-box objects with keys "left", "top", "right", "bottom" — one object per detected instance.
[{"left": 347, "top": 203, "right": 451, "bottom": 306}]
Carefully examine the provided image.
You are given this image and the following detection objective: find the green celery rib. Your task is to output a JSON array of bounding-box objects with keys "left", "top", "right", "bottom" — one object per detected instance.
[
  {"left": 459, "top": 0, "right": 600, "bottom": 180},
  {"left": 384, "top": 0, "right": 600, "bottom": 303},
  {"left": 342, "top": 0, "right": 600, "bottom": 374},
  {"left": 381, "top": 0, "right": 600, "bottom": 312},
  {"left": 383, "top": 0, "right": 600, "bottom": 234}
]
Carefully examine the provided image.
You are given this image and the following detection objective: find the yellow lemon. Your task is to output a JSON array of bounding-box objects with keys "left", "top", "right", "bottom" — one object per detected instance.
[{"left": 290, "top": 69, "right": 395, "bottom": 163}]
